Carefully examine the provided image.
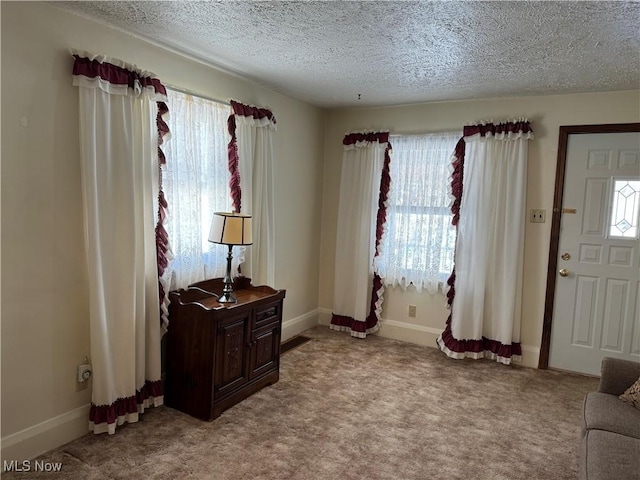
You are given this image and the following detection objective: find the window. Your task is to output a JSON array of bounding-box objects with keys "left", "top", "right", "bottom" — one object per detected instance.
[
  {"left": 163, "top": 89, "right": 234, "bottom": 289},
  {"left": 375, "top": 132, "right": 460, "bottom": 294},
  {"left": 609, "top": 178, "right": 640, "bottom": 239}
]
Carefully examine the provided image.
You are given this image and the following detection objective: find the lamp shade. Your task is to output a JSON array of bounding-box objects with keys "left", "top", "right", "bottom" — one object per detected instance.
[{"left": 208, "top": 212, "right": 253, "bottom": 246}]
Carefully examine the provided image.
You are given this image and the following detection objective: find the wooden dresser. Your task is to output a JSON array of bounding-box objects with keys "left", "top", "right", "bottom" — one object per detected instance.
[{"left": 165, "top": 277, "right": 285, "bottom": 421}]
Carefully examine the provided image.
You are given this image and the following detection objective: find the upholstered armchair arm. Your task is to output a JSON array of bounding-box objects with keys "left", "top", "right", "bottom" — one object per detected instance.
[{"left": 598, "top": 357, "right": 640, "bottom": 396}]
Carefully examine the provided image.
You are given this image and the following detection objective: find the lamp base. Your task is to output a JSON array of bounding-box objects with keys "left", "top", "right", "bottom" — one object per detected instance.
[
  {"left": 217, "top": 291, "right": 237, "bottom": 303},
  {"left": 218, "top": 244, "right": 237, "bottom": 303}
]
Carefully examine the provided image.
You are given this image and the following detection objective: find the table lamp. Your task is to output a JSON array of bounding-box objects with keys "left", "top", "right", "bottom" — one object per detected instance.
[{"left": 208, "top": 212, "right": 253, "bottom": 303}]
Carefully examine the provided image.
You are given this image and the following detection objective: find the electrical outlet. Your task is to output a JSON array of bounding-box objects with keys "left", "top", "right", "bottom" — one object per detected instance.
[
  {"left": 529, "top": 209, "right": 546, "bottom": 223},
  {"left": 77, "top": 364, "right": 92, "bottom": 383},
  {"left": 408, "top": 305, "right": 417, "bottom": 317}
]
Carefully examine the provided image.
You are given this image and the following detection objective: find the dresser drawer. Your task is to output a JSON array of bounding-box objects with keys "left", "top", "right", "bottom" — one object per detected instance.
[{"left": 254, "top": 301, "right": 281, "bottom": 329}]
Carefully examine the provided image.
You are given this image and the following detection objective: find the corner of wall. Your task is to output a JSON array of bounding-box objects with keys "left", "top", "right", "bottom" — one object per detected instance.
[
  {"left": 512, "top": 345, "right": 541, "bottom": 369},
  {"left": 317, "top": 307, "right": 332, "bottom": 326},
  {"left": 281, "top": 309, "right": 320, "bottom": 341}
]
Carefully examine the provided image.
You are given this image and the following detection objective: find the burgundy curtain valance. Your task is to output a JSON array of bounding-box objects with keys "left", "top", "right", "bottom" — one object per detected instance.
[
  {"left": 463, "top": 119, "right": 533, "bottom": 139},
  {"left": 343, "top": 131, "right": 390, "bottom": 146},
  {"left": 230, "top": 99, "right": 277, "bottom": 125},
  {"left": 72, "top": 50, "right": 166, "bottom": 98}
]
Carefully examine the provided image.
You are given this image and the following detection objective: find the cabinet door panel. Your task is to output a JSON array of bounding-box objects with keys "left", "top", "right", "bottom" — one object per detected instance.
[
  {"left": 250, "top": 322, "right": 281, "bottom": 379},
  {"left": 214, "top": 312, "right": 250, "bottom": 395}
]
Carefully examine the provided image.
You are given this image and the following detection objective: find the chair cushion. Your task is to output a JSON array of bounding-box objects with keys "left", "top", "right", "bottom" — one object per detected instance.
[
  {"left": 583, "top": 392, "right": 640, "bottom": 439},
  {"left": 580, "top": 429, "right": 640, "bottom": 480}
]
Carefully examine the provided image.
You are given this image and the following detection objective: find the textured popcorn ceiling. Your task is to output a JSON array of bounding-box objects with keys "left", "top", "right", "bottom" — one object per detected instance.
[{"left": 54, "top": 1, "right": 639, "bottom": 108}]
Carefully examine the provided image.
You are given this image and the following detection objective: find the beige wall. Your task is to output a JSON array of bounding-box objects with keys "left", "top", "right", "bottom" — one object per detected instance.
[
  {"left": 1, "top": 1, "right": 324, "bottom": 460},
  {"left": 319, "top": 90, "right": 640, "bottom": 366}
]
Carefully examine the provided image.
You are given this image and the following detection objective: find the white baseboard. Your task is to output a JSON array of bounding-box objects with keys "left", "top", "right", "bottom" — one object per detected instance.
[
  {"left": 1, "top": 404, "right": 90, "bottom": 463},
  {"left": 377, "top": 318, "right": 442, "bottom": 348},
  {"left": 319, "top": 310, "right": 442, "bottom": 348},
  {"left": 317, "top": 310, "right": 540, "bottom": 368},
  {"left": 281, "top": 309, "right": 319, "bottom": 341}
]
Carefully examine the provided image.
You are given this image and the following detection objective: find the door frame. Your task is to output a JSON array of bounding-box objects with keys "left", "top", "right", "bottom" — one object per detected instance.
[{"left": 538, "top": 123, "right": 640, "bottom": 369}]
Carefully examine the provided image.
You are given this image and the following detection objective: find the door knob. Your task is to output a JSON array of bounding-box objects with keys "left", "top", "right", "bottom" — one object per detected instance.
[{"left": 559, "top": 268, "right": 569, "bottom": 277}]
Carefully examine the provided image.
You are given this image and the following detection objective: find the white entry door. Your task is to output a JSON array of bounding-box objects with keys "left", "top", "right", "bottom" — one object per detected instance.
[{"left": 549, "top": 132, "right": 640, "bottom": 375}]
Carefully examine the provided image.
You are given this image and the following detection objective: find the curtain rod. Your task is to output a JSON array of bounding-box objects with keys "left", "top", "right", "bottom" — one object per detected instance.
[{"left": 164, "top": 84, "right": 230, "bottom": 106}]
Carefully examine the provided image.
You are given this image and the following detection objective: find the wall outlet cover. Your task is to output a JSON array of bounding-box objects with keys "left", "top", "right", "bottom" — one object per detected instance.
[
  {"left": 77, "top": 364, "right": 92, "bottom": 383},
  {"left": 530, "top": 209, "right": 546, "bottom": 223}
]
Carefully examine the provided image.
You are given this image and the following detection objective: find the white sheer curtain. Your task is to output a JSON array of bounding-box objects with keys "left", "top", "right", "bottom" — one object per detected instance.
[
  {"left": 437, "top": 120, "right": 533, "bottom": 365},
  {"left": 331, "top": 132, "right": 390, "bottom": 338},
  {"left": 72, "top": 51, "right": 164, "bottom": 434},
  {"left": 376, "top": 132, "right": 460, "bottom": 293},
  {"left": 229, "top": 101, "right": 276, "bottom": 286},
  {"left": 163, "top": 89, "right": 236, "bottom": 290}
]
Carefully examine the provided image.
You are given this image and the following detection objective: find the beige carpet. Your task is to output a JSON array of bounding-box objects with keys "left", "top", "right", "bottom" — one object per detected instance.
[{"left": 4, "top": 326, "right": 598, "bottom": 480}]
